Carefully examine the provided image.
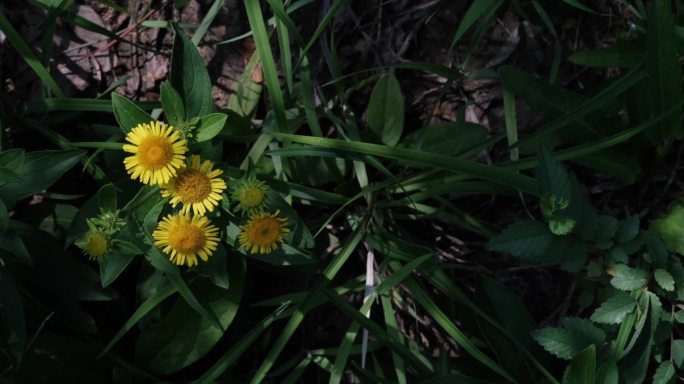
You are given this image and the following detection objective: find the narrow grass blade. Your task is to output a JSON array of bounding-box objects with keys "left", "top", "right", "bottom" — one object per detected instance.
[
  {"left": 0, "top": 12, "right": 64, "bottom": 97},
  {"left": 26, "top": 98, "right": 159, "bottom": 113},
  {"left": 192, "top": 0, "right": 225, "bottom": 46},
  {"left": 451, "top": 0, "right": 504, "bottom": 48},
  {"left": 381, "top": 295, "right": 407, "bottom": 384},
  {"left": 244, "top": 0, "right": 287, "bottom": 129},
  {"left": 267, "top": 132, "right": 539, "bottom": 195},
  {"left": 502, "top": 88, "right": 519, "bottom": 162},
  {"left": 248, "top": 212, "right": 371, "bottom": 384},
  {"left": 98, "top": 282, "right": 179, "bottom": 358}
]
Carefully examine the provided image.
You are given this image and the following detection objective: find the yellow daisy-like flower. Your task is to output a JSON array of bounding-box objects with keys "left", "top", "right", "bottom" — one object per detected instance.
[
  {"left": 161, "top": 155, "right": 227, "bottom": 216},
  {"left": 152, "top": 213, "right": 220, "bottom": 267},
  {"left": 123, "top": 121, "right": 188, "bottom": 185},
  {"left": 77, "top": 230, "right": 110, "bottom": 261},
  {"left": 232, "top": 177, "right": 271, "bottom": 216},
  {"left": 239, "top": 210, "right": 290, "bottom": 254}
]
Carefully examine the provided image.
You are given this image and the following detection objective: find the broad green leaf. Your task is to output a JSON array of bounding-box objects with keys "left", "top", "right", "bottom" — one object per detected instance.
[
  {"left": 537, "top": 147, "right": 572, "bottom": 201},
  {"left": 0, "top": 198, "right": 7, "bottom": 232},
  {"left": 532, "top": 328, "right": 594, "bottom": 360},
  {"left": 646, "top": 0, "right": 683, "bottom": 140},
  {"left": 367, "top": 73, "right": 404, "bottom": 146},
  {"left": 160, "top": 81, "right": 185, "bottom": 125},
  {"left": 399, "top": 122, "right": 487, "bottom": 155},
  {"left": 99, "top": 250, "right": 136, "bottom": 288},
  {"left": 651, "top": 203, "right": 684, "bottom": 256},
  {"left": 195, "top": 113, "right": 228, "bottom": 142},
  {"left": 0, "top": 270, "right": 25, "bottom": 363},
  {"left": 609, "top": 264, "right": 648, "bottom": 291},
  {"left": 596, "top": 361, "right": 618, "bottom": 384},
  {"left": 97, "top": 183, "right": 117, "bottom": 212},
  {"left": 615, "top": 215, "right": 640, "bottom": 243},
  {"left": 486, "top": 220, "right": 552, "bottom": 260},
  {"left": 652, "top": 361, "right": 675, "bottom": 384},
  {"left": 654, "top": 268, "right": 674, "bottom": 291},
  {"left": 562, "top": 317, "right": 605, "bottom": 345},
  {"left": 590, "top": 293, "right": 636, "bottom": 324},
  {"left": 549, "top": 217, "right": 576, "bottom": 236},
  {"left": 196, "top": 244, "right": 230, "bottom": 289},
  {"left": 170, "top": 24, "right": 212, "bottom": 118},
  {"left": 135, "top": 255, "right": 245, "bottom": 374},
  {"left": 0, "top": 150, "right": 84, "bottom": 208},
  {"left": 672, "top": 340, "right": 684, "bottom": 369},
  {"left": 647, "top": 231, "right": 669, "bottom": 268},
  {"left": 569, "top": 42, "right": 644, "bottom": 68},
  {"left": 111, "top": 92, "right": 152, "bottom": 133},
  {"left": 564, "top": 345, "right": 596, "bottom": 384}
]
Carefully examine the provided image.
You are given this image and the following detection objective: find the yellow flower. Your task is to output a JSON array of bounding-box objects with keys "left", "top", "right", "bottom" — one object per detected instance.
[
  {"left": 239, "top": 210, "right": 289, "bottom": 254},
  {"left": 161, "top": 155, "right": 227, "bottom": 216},
  {"left": 152, "top": 213, "right": 220, "bottom": 267},
  {"left": 77, "top": 230, "right": 110, "bottom": 261},
  {"left": 232, "top": 177, "right": 271, "bottom": 216},
  {"left": 123, "top": 121, "right": 188, "bottom": 185}
]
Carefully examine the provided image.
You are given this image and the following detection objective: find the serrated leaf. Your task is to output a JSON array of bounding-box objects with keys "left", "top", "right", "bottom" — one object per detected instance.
[
  {"left": 564, "top": 345, "right": 596, "bottom": 384},
  {"left": 549, "top": 216, "right": 576, "bottom": 235},
  {"left": 651, "top": 204, "right": 684, "bottom": 256},
  {"left": 590, "top": 294, "right": 636, "bottom": 324},
  {"left": 367, "top": 73, "right": 404, "bottom": 146},
  {"left": 536, "top": 147, "right": 572, "bottom": 201},
  {"left": 615, "top": 215, "right": 640, "bottom": 244},
  {"left": 652, "top": 361, "right": 675, "bottom": 384},
  {"left": 672, "top": 340, "right": 684, "bottom": 369},
  {"left": 486, "top": 220, "right": 552, "bottom": 260},
  {"left": 532, "top": 328, "right": 594, "bottom": 360},
  {"left": 170, "top": 24, "right": 212, "bottom": 118},
  {"left": 194, "top": 113, "right": 227, "bottom": 142},
  {"left": 653, "top": 268, "right": 674, "bottom": 291},
  {"left": 112, "top": 93, "right": 152, "bottom": 133},
  {"left": 562, "top": 317, "right": 605, "bottom": 345},
  {"left": 610, "top": 264, "right": 648, "bottom": 291}
]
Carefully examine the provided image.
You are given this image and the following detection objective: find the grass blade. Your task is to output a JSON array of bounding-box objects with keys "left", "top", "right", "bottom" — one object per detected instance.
[{"left": 0, "top": 12, "right": 64, "bottom": 97}]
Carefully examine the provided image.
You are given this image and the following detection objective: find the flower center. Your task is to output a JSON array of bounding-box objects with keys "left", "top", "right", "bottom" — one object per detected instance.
[
  {"left": 242, "top": 186, "right": 265, "bottom": 207},
  {"left": 137, "top": 136, "right": 173, "bottom": 170},
  {"left": 86, "top": 232, "right": 108, "bottom": 257},
  {"left": 175, "top": 169, "right": 213, "bottom": 203},
  {"left": 168, "top": 224, "right": 206, "bottom": 254},
  {"left": 251, "top": 218, "right": 282, "bottom": 243}
]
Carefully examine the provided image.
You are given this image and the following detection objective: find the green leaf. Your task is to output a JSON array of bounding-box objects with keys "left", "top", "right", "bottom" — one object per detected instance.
[
  {"left": 532, "top": 327, "right": 594, "bottom": 360},
  {"left": 652, "top": 361, "right": 675, "bottom": 384},
  {"left": 596, "top": 361, "right": 618, "bottom": 384},
  {"left": 399, "top": 122, "right": 487, "bottom": 155},
  {"left": 537, "top": 147, "right": 572, "bottom": 201},
  {"left": 486, "top": 220, "right": 552, "bottom": 261},
  {"left": 367, "top": 73, "right": 405, "bottom": 147},
  {"left": 549, "top": 217, "right": 576, "bottom": 236},
  {"left": 609, "top": 264, "right": 648, "bottom": 291},
  {"left": 135, "top": 255, "right": 244, "bottom": 374},
  {"left": 590, "top": 293, "right": 636, "bottom": 324},
  {"left": 160, "top": 81, "right": 185, "bottom": 125},
  {"left": 228, "top": 51, "right": 262, "bottom": 118},
  {"left": 111, "top": 93, "right": 152, "bottom": 133},
  {"left": 645, "top": 0, "right": 683, "bottom": 140},
  {"left": 615, "top": 215, "right": 640, "bottom": 244},
  {"left": 196, "top": 244, "right": 230, "bottom": 289},
  {"left": 195, "top": 113, "right": 228, "bottom": 142},
  {"left": 0, "top": 198, "right": 7, "bottom": 232},
  {"left": 0, "top": 150, "right": 84, "bottom": 208},
  {"left": 672, "top": 340, "right": 684, "bottom": 369},
  {"left": 0, "top": 270, "right": 25, "bottom": 363},
  {"left": 651, "top": 203, "right": 684, "bottom": 256},
  {"left": 647, "top": 231, "right": 669, "bottom": 267},
  {"left": 97, "top": 184, "right": 117, "bottom": 212},
  {"left": 562, "top": 317, "right": 605, "bottom": 345},
  {"left": 653, "top": 268, "right": 674, "bottom": 291},
  {"left": 564, "top": 345, "right": 596, "bottom": 384},
  {"left": 451, "top": 0, "right": 504, "bottom": 45},
  {"left": 569, "top": 42, "right": 644, "bottom": 68},
  {"left": 170, "top": 24, "right": 213, "bottom": 118},
  {"left": 675, "top": 311, "right": 684, "bottom": 324},
  {"left": 99, "top": 250, "right": 136, "bottom": 288}
]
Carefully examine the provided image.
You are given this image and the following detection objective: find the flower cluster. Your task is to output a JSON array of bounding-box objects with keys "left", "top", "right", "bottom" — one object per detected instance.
[{"left": 117, "top": 120, "right": 289, "bottom": 267}]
